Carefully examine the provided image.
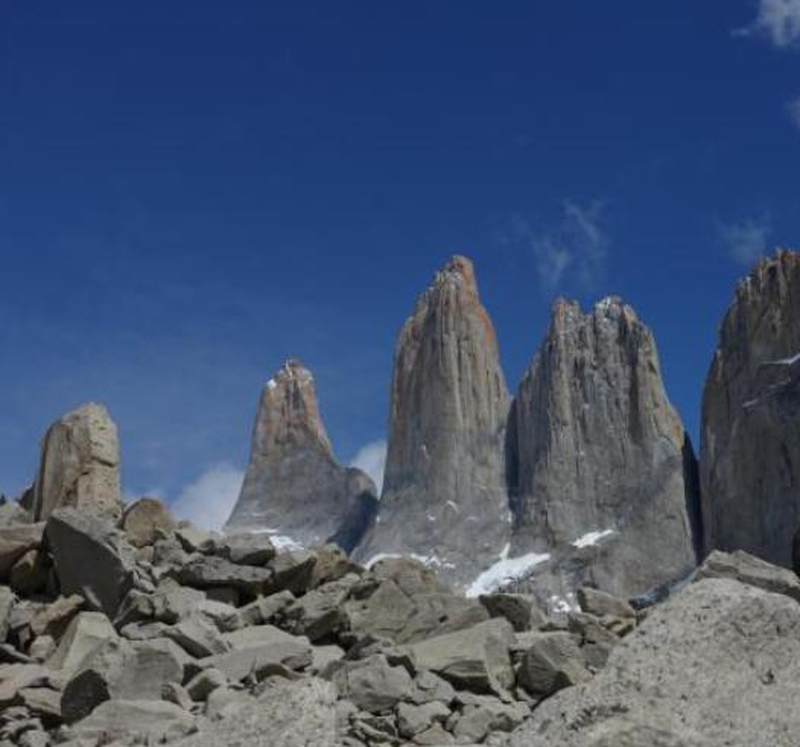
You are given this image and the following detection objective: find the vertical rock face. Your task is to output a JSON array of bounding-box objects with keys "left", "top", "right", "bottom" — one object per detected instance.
[
  {"left": 701, "top": 249, "right": 800, "bottom": 567},
  {"left": 224, "top": 360, "right": 378, "bottom": 552},
  {"left": 32, "top": 403, "right": 122, "bottom": 521},
  {"left": 508, "top": 297, "right": 699, "bottom": 597},
  {"left": 355, "top": 256, "right": 512, "bottom": 585}
]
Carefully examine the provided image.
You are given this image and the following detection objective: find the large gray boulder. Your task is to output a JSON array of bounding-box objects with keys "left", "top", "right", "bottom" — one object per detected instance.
[
  {"left": 516, "top": 631, "right": 591, "bottom": 697},
  {"left": 174, "top": 554, "right": 272, "bottom": 597},
  {"left": 405, "top": 617, "right": 515, "bottom": 696},
  {"left": 66, "top": 699, "right": 195, "bottom": 743},
  {"left": 506, "top": 575, "right": 800, "bottom": 747},
  {"left": 61, "top": 637, "right": 185, "bottom": 722},
  {"left": 47, "top": 611, "right": 119, "bottom": 673},
  {"left": 31, "top": 403, "right": 122, "bottom": 521},
  {"left": 329, "top": 653, "right": 415, "bottom": 713},
  {"left": 695, "top": 549, "right": 800, "bottom": 603},
  {"left": 507, "top": 296, "right": 700, "bottom": 598},
  {"left": 45, "top": 508, "right": 134, "bottom": 617},
  {"left": 174, "top": 677, "right": 336, "bottom": 747},
  {"left": 356, "top": 255, "right": 513, "bottom": 588},
  {"left": 701, "top": 249, "right": 800, "bottom": 567},
  {"left": 224, "top": 359, "right": 378, "bottom": 553}
]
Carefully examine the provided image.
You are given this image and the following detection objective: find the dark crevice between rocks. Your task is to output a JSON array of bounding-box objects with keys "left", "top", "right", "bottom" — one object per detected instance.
[
  {"left": 682, "top": 432, "right": 704, "bottom": 564},
  {"left": 327, "top": 491, "right": 379, "bottom": 555}
]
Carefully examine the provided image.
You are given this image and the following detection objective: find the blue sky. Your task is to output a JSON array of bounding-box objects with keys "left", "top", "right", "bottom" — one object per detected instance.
[{"left": 2, "top": 1, "right": 800, "bottom": 521}]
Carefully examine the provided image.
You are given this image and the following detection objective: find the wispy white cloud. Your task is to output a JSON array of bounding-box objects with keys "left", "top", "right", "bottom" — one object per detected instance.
[
  {"left": 508, "top": 200, "right": 610, "bottom": 295},
  {"left": 350, "top": 440, "right": 387, "bottom": 493},
  {"left": 717, "top": 216, "right": 771, "bottom": 265},
  {"left": 171, "top": 462, "right": 244, "bottom": 531},
  {"left": 787, "top": 95, "right": 800, "bottom": 129},
  {"left": 736, "top": 0, "right": 800, "bottom": 47}
]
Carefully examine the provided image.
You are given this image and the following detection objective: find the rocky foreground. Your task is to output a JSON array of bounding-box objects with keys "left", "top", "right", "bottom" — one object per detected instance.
[{"left": 2, "top": 497, "right": 800, "bottom": 746}]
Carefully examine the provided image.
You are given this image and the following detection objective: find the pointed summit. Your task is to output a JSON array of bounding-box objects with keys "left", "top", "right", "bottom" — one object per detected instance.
[
  {"left": 254, "top": 359, "right": 333, "bottom": 458},
  {"left": 225, "top": 359, "right": 377, "bottom": 552},
  {"left": 355, "top": 255, "right": 512, "bottom": 586}
]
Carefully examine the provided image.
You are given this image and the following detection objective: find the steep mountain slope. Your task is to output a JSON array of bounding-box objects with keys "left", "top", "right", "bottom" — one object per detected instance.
[{"left": 701, "top": 249, "right": 800, "bottom": 567}]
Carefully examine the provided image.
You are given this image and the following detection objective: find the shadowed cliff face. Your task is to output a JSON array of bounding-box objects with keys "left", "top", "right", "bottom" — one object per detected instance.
[
  {"left": 701, "top": 249, "right": 800, "bottom": 567},
  {"left": 225, "top": 359, "right": 377, "bottom": 552},
  {"left": 354, "top": 255, "right": 513, "bottom": 585},
  {"left": 507, "top": 296, "right": 699, "bottom": 598}
]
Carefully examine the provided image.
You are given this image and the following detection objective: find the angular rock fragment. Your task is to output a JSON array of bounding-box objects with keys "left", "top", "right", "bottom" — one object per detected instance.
[
  {"left": 45, "top": 509, "right": 134, "bottom": 617},
  {"left": 406, "top": 618, "right": 515, "bottom": 695}
]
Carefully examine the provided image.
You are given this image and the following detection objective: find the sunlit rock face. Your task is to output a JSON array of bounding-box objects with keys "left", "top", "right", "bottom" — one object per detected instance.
[
  {"left": 506, "top": 296, "right": 699, "bottom": 598},
  {"left": 225, "top": 359, "right": 377, "bottom": 552},
  {"left": 32, "top": 402, "right": 123, "bottom": 522},
  {"left": 701, "top": 249, "right": 800, "bottom": 567},
  {"left": 355, "top": 256, "right": 513, "bottom": 586}
]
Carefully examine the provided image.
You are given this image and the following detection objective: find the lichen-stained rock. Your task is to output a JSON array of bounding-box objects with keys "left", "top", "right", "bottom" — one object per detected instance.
[
  {"left": 224, "top": 359, "right": 378, "bottom": 553},
  {"left": 120, "top": 497, "right": 177, "bottom": 548},
  {"left": 506, "top": 577, "right": 800, "bottom": 747},
  {"left": 173, "top": 677, "right": 336, "bottom": 747},
  {"left": 356, "top": 256, "right": 512, "bottom": 587},
  {"left": 507, "top": 296, "right": 699, "bottom": 598},
  {"left": 66, "top": 699, "right": 196, "bottom": 743},
  {"left": 31, "top": 403, "right": 122, "bottom": 521},
  {"left": 0, "top": 587, "right": 15, "bottom": 644},
  {"left": 701, "top": 249, "right": 800, "bottom": 567},
  {"left": 0, "top": 523, "right": 45, "bottom": 582},
  {"left": 694, "top": 549, "right": 800, "bottom": 603}
]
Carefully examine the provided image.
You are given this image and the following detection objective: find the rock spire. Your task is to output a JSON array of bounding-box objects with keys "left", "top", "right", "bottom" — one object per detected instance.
[
  {"left": 507, "top": 296, "right": 699, "bottom": 597},
  {"left": 355, "top": 255, "right": 513, "bottom": 585},
  {"left": 225, "top": 359, "right": 377, "bottom": 552}
]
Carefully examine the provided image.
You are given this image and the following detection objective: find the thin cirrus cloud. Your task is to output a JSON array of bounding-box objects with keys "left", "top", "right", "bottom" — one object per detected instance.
[
  {"left": 735, "top": 1, "right": 800, "bottom": 130},
  {"left": 717, "top": 217, "right": 771, "bottom": 265},
  {"left": 507, "top": 200, "right": 610, "bottom": 295},
  {"left": 170, "top": 462, "right": 245, "bottom": 531},
  {"left": 736, "top": 0, "right": 800, "bottom": 47},
  {"left": 350, "top": 439, "right": 387, "bottom": 494}
]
